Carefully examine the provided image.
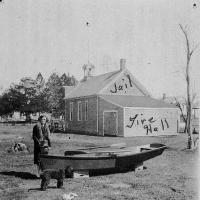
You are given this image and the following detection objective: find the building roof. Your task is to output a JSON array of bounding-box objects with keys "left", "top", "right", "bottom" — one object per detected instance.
[
  {"left": 100, "top": 95, "right": 177, "bottom": 108},
  {"left": 65, "top": 68, "right": 152, "bottom": 99},
  {"left": 65, "top": 70, "right": 122, "bottom": 99}
]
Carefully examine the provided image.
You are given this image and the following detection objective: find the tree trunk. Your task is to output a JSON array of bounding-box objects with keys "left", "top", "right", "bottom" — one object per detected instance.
[
  {"left": 25, "top": 112, "right": 31, "bottom": 123},
  {"left": 184, "top": 120, "right": 187, "bottom": 133},
  {"left": 186, "top": 108, "right": 193, "bottom": 149},
  {"left": 186, "top": 54, "right": 194, "bottom": 149}
]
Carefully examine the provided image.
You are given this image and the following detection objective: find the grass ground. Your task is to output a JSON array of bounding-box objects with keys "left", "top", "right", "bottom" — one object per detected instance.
[{"left": 0, "top": 124, "right": 199, "bottom": 200}]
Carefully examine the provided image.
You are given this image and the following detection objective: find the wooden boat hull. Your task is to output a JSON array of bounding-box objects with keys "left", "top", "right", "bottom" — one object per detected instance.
[
  {"left": 40, "top": 155, "right": 116, "bottom": 171},
  {"left": 115, "top": 144, "right": 166, "bottom": 170},
  {"left": 39, "top": 143, "right": 167, "bottom": 172}
]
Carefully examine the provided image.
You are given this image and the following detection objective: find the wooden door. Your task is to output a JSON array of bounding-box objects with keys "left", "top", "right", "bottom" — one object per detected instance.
[{"left": 103, "top": 111, "right": 118, "bottom": 136}]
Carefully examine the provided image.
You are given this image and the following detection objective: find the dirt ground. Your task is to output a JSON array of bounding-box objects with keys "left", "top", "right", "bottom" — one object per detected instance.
[{"left": 0, "top": 124, "right": 199, "bottom": 200}]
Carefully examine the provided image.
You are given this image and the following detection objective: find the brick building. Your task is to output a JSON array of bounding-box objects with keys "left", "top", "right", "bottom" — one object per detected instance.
[{"left": 64, "top": 59, "right": 179, "bottom": 137}]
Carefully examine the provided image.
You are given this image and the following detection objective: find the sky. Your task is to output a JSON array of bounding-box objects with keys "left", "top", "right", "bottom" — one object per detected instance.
[{"left": 0, "top": 0, "right": 199, "bottom": 98}]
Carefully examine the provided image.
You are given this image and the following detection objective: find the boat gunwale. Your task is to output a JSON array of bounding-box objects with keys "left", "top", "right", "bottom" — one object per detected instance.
[{"left": 39, "top": 144, "right": 167, "bottom": 160}]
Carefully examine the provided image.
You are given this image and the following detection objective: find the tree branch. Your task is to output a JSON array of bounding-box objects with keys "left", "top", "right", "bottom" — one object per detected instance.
[
  {"left": 190, "top": 42, "right": 200, "bottom": 56},
  {"left": 179, "top": 24, "right": 191, "bottom": 61},
  {"left": 175, "top": 98, "right": 187, "bottom": 123}
]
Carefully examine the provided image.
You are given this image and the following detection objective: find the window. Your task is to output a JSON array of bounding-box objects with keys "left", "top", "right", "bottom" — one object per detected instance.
[
  {"left": 69, "top": 102, "right": 73, "bottom": 121},
  {"left": 85, "top": 101, "right": 88, "bottom": 121},
  {"left": 78, "top": 101, "right": 82, "bottom": 121}
]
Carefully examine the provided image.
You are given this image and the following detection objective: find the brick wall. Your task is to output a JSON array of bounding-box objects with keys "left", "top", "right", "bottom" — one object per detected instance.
[{"left": 65, "top": 96, "right": 98, "bottom": 134}]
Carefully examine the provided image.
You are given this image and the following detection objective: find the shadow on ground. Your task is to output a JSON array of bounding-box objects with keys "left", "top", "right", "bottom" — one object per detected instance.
[
  {"left": 0, "top": 171, "right": 38, "bottom": 180},
  {"left": 89, "top": 166, "right": 147, "bottom": 176},
  {"left": 28, "top": 186, "right": 57, "bottom": 192}
]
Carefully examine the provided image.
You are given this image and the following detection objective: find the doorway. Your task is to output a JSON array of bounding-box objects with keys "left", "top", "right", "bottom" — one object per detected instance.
[{"left": 103, "top": 111, "right": 118, "bottom": 136}]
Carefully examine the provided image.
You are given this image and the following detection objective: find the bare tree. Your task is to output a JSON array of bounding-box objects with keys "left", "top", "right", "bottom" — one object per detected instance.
[
  {"left": 179, "top": 24, "right": 199, "bottom": 149},
  {"left": 175, "top": 97, "right": 187, "bottom": 132}
]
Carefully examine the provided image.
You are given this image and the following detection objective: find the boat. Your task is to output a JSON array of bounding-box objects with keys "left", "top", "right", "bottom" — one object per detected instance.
[{"left": 39, "top": 143, "right": 167, "bottom": 174}]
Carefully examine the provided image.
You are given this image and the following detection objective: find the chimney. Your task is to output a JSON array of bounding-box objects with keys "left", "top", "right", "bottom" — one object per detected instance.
[{"left": 120, "top": 59, "right": 126, "bottom": 71}]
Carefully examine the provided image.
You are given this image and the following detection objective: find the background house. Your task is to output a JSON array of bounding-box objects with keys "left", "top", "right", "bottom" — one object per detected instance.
[
  {"left": 162, "top": 94, "right": 199, "bottom": 133},
  {"left": 64, "top": 59, "right": 179, "bottom": 137}
]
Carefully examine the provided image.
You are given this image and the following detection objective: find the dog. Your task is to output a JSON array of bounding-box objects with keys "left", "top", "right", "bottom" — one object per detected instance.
[
  {"left": 40, "top": 166, "right": 74, "bottom": 191},
  {"left": 40, "top": 140, "right": 49, "bottom": 155},
  {"left": 40, "top": 169, "right": 64, "bottom": 191}
]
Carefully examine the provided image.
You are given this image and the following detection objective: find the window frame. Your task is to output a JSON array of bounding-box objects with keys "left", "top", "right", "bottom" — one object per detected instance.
[
  {"left": 77, "top": 101, "right": 82, "bottom": 121},
  {"left": 85, "top": 100, "right": 88, "bottom": 121},
  {"left": 69, "top": 102, "right": 73, "bottom": 121}
]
